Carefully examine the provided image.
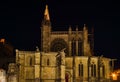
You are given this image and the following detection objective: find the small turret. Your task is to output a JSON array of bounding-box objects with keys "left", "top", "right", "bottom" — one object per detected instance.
[
  {"left": 83, "top": 24, "right": 88, "bottom": 42},
  {"left": 83, "top": 24, "right": 92, "bottom": 56},
  {"left": 76, "top": 26, "right": 78, "bottom": 31},
  {"left": 76, "top": 25, "right": 79, "bottom": 40},
  {"left": 69, "top": 26, "right": 72, "bottom": 32},
  {"left": 68, "top": 26, "right": 72, "bottom": 40},
  {"left": 68, "top": 26, "right": 72, "bottom": 56}
]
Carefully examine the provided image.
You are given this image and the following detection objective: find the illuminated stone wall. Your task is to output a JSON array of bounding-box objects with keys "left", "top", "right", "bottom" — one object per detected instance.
[
  {"left": 0, "top": 69, "right": 7, "bottom": 82},
  {"left": 15, "top": 49, "right": 66, "bottom": 82},
  {"left": 41, "top": 5, "right": 94, "bottom": 57},
  {"left": 41, "top": 52, "right": 57, "bottom": 82},
  {"left": 7, "top": 5, "right": 112, "bottom": 82},
  {"left": 13, "top": 49, "right": 112, "bottom": 82},
  {"left": 65, "top": 56, "right": 111, "bottom": 82}
]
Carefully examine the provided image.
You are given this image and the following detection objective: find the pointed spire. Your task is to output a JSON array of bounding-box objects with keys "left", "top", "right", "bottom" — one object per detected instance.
[
  {"left": 76, "top": 25, "right": 78, "bottom": 31},
  {"left": 83, "top": 24, "right": 87, "bottom": 30},
  {"left": 44, "top": 5, "right": 50, "bottom": 20},
  {"left": 84, "top": 24, "right": 86, "bottom": 27},
  {"left": 69, "top": 25, "right": 72, "bottom": 31}
]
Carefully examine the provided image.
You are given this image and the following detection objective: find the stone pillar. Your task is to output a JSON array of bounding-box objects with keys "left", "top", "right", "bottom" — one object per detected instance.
[
  {"left": 56, "top": 49, "right": 66, "bottom": 82},
  {"left": 69, "top": 41, "right": 72, "bottom": 56},
  {"left": 83, "top": 24, "right": 88, "bottom": 56},
  {"left": 15, "top": 49, "right": 19, "bottom": 64},
  {"left": 83, "top": 24, "right": 92, "bottom": 56},
  {"left": 68, "top": 26, "right": 72, "bottom": 56},
  {"left": 76, "top": 27, "right": 78, "bottom": 56},
  {"left": 35, "top": 49, "right": 41, "bottom": 82}
]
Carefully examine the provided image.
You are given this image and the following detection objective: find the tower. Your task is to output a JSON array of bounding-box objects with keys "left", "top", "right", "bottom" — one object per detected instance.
[
  {"left": 41, "top": 5, "right": 94, "bottom": 56},
  {"left": 13, "top": 4, "right": 112, "bottom": 82},
  {"left": 41, "top": 5, "right": 51, "bottom": 52}
]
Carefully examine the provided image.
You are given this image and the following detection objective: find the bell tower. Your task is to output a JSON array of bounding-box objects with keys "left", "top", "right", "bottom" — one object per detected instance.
[{"left": 41, "top": 5, "right": 51, "bottom": 52}]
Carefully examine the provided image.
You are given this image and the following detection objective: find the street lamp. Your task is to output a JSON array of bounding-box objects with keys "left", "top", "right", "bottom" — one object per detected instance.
[{"left": 112, "top": 73, "right": 117, "bottom": 80}]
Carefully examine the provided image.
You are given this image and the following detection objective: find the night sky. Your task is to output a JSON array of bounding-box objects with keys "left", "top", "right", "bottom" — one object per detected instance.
[{"left": 0, "top": 0, "right": 120, "bottom": 69}]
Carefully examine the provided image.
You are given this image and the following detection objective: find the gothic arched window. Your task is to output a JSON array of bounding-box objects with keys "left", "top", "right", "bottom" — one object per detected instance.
[
  {"left": 78, "top": 39, "right": 82, "bottom": 56},
  {"left": 79, "top": 63, "right": 83, "bottom": 76},
  {"left": 72, "top": 38, "right": 76, "bottom": 56},
  {"left": 29, "top": 57, "right": 32, "bottom": 66},
  {"left": 102, "top": 65, "right": 105, "bottom": 77},
  {"left": 50, "top": 38, "right": 68, "bottom": 55},
  {"left": 47, "top": 59, "right": 50, "bottom": 66},
  {"left": 91, "top": 63, "right": 96, "bottom": 77},
  {"left": 100, "top": 63, "right": 105, "bottom": 78}
]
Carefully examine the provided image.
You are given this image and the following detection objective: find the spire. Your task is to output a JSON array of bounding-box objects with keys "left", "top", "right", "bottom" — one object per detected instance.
[
  {"left": 69, "top": 25, "right": 72, "bottom": 31},
  {"left": 83, "top": 24, "right": 87, "bottom": 30},
  {"left": 76, "top": 25, "right": 78, "bottom": 31},
  {"left": 84, "top": 24, "right": 86, "bottom": 27},
  {"left": 44, "top": 5, "right": 50, "bottom": 20}
]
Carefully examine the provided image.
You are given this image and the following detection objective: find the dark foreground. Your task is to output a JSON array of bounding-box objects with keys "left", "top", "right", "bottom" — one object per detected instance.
[{"left": 112, "top": 80, "right": 120, "bottom": 82}]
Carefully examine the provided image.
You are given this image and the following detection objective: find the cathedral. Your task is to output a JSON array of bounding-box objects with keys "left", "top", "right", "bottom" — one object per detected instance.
[{"left": 7, "top": 5, "right": 112, "bottom": 82}]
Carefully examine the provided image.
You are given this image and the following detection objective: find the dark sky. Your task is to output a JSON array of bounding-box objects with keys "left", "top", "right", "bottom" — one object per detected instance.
[{"left": 0, "top": 0, "right": 120, "bottom": 68}]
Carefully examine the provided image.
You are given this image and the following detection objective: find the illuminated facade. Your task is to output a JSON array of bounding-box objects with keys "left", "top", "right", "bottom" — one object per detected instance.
[
  {"left": 7, "top": 63, "right": 18, "bottom": 82},
  {"left": 0, "top": 69, "right": 7, "bottom": 82},
  {"left": 13, "top": 49, "right": 111, "bottom": 82},
  {"left": 8, "top": 5, "right": 112, "bottom": 82},
  {"left": 41, "top": 5, "right": 94, "bottom": 57}
]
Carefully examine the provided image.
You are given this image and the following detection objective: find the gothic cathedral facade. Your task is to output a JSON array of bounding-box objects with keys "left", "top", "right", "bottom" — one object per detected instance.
[
  {"left": 41, "top": 5, "right": 94, "bottom": 57},
  {"left": 8, "top": 5, "right": 112, "bottom": 82}
]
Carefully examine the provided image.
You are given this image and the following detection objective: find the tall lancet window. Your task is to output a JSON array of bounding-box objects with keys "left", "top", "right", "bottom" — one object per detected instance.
[
  {"left": 79, "top": 62, "right": 83, "bottom": 76},
  {"left": 100, "top": 63, "right": 105, "bottom": 78},
  {"left": 78, "top": 39, "right": 82, "bottom": 56},
  {"left": 47, "top": 59, "right": 50, "bottom": 66},
  {"left": 72, "top": 38, "right": 76, "bottom": 56},
  {"left": 29, "top": 57, "right": 32, "bottom": 66},
  {"left": 91, "top": 62, "right": 96, "bottom": 77}
]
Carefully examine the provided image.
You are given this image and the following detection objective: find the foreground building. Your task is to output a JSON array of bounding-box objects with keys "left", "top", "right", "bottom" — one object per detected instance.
[
  {"left": 0, "top": 69, "right": 7, "bottom": 82},
  {"left": 14, "top": 49, "right": 111, "bottom": 82},
  {"left": 8, "top": 5, "right": 112, "bottom": 82},
  {"left": 7, "top": 63, "right": 18, "bottom": 82}
]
